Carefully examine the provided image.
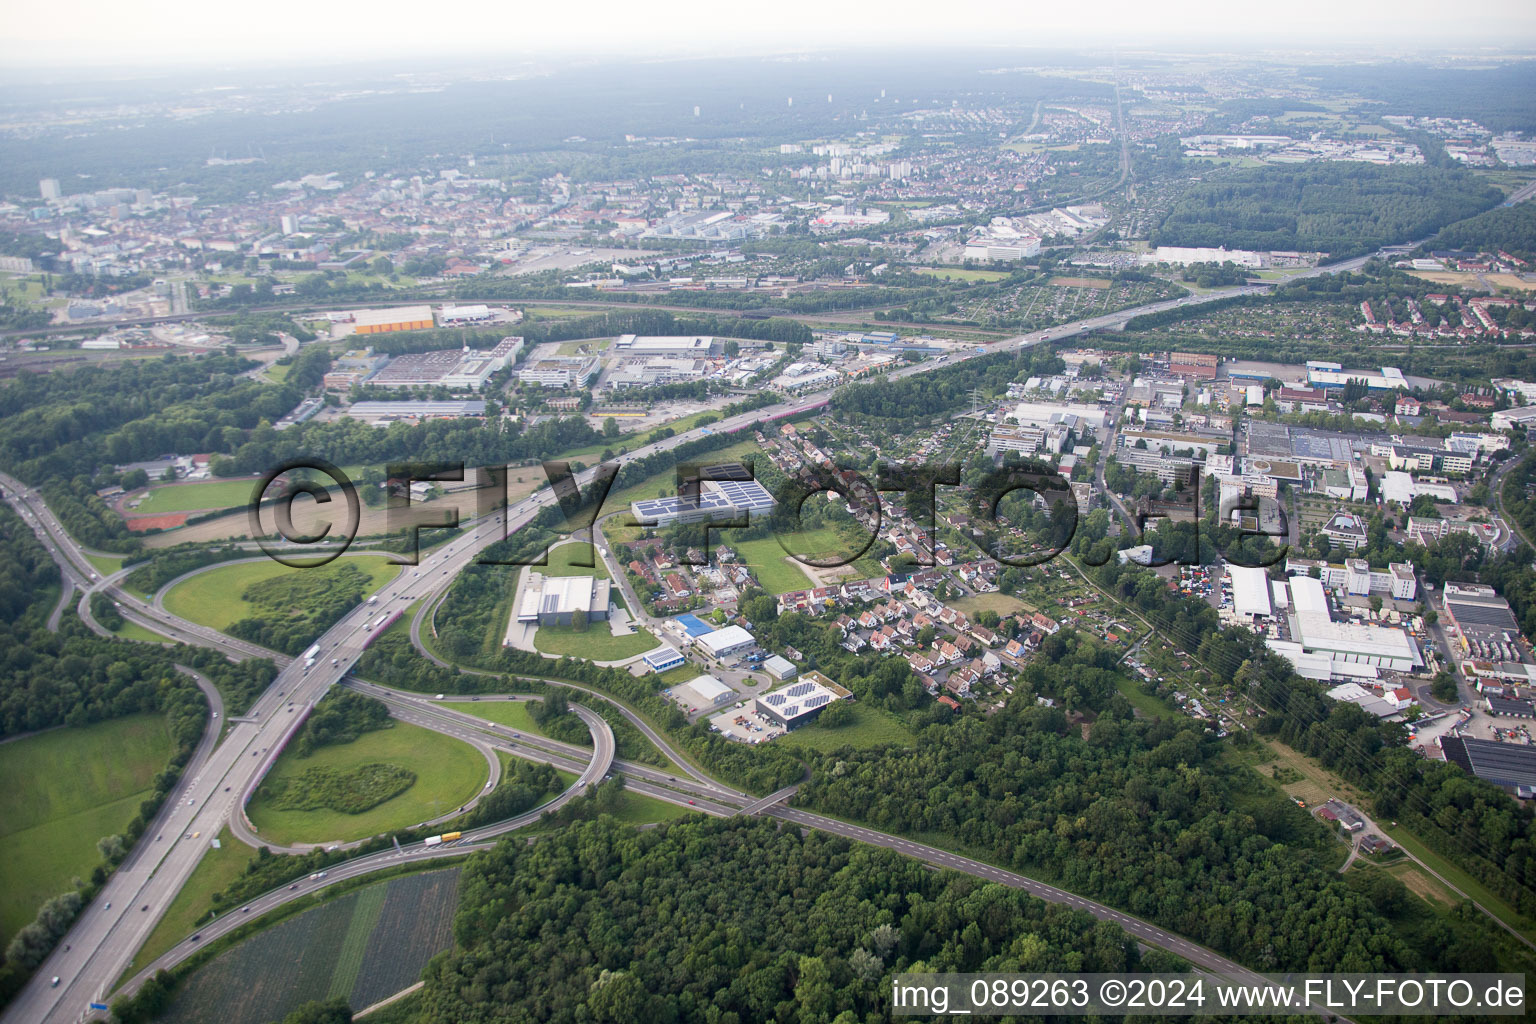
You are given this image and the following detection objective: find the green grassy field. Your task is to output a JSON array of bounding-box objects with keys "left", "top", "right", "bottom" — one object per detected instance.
[
  {"left": 533, "top": 623, "right": 659, "bottom": 660},
  {"left": 0, "top": 714, "right": 173, "bottom": 945},
  {"left": 158, "top": 868, "right": 461, "bottom": 1024},
  {"left": 246, "top": 723, "right": 488, "bottom": 846},
  {"left": 163, "top": 556, "right": 401, "bottom": 632},
  {"left": 126, "top": 827, "right": 255, "bottom": 977},
  {"left": 537, "top": 542, "right": 610, "bottom": 579},
  {"left": 460, "top": 699, "right": 563, "bottom": 741},
  {"left": 950, "top": 592, "right": 1034, "bottom": 617},
  {"left": 915, "top": 267, "right": 1012, "bottom": 282},
  {"left": 111, "top": 619, "right": 175, "bottom": 644},
  {"left": 730, "top": 535, "right": 817, "bottom": 595},
  {"left": 128, "top": 478, "right": 267, "bottom": 515},
  {"left": 603, "top": 789, "right": 696, "bottom": 825},
  {"left": 777, "top": 703, "right": 916, "bottom": 753},
  {"left": 85, "top": 553, "right": 124, "bottom": 576}
]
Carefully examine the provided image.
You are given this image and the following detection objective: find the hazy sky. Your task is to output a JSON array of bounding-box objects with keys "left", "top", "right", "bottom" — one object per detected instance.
[{"left": 4, "top": 0, "right": 1535, "bottom": 67}]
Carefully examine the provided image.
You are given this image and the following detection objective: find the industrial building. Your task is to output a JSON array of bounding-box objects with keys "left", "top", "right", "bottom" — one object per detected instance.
[
  {"left": 367, "top": 336, "right": 518, "bottom": 390},
  {"left": 1305, "top": 361, "right": 1410, "bottom": 392},
  {"left": 1272, "top": 575, "right": 1421, "bottom": 675},
  {"left": 631, "top": 476, "right": 776, "bottom": 528},
  {"left": 439, "top": 304, "right": 494, "bottom": 323},
  {"left": 605, "top": 356, "right": 710, "bottom": 390},
  {"left": 612, "top": 334, "right": 717, "bottom": 356},
  {"left": 519, "top": 357, "right": 598, "bottom": 389},
  {"left": 762, "top": 655, "right": 798, "bottom": 681},
  {"left": 1442, "top": 583, "right": 1522, "bottom": 655},
  {"left": 695, "top": 624, "right": 756, "bottom": 659},
  {"left": 515, "top": 572, "right": 611, "bottom": 627},
  {"left": 350, "top": 305, "right": 435, "bottom": 334},
  {"left": 1440, "top": 735, "right": 1536, "bottom": 794},
  {"left": 1227, "top": 565, "right": 1273, "bottom": 622},
  {"left": 673, "top": 675, "right": 735, "bottom": 709},
  {"left": 754, "top": 671, "right": 852, "bottom": 731},
  {"left": 642, "top": 646, "right": 686, "bottom": 673},
  {"left": 346, "top": 400, "right": 486, "bottom": 423}
]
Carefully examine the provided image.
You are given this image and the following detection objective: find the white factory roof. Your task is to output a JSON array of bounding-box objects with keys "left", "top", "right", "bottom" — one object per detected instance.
[
  {"left": 696, "top": 624, "right": 755, "bottom": 655},
  {"left": 683, "top": 675, "right": 734, "bottom": 702},
  {"left": 1288, "top": 576, "right": 1419, "bottom": 665},
  {"left": 1228, "top": 565, "right": 1272, "bottom": 619}
]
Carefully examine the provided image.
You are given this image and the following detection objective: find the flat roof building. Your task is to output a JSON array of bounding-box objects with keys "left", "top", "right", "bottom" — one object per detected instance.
[
  {"left": 514, "top": 572, "right": 611, "bottom": 628},
  {"left": 612, "top": 334, "right": 717, "bottom": 356},
  {"left": 696, "top": 624, "right": 755, "bottom": 658},
  {"left": 642, "top": 646, "right": 686, "bottom": 673},
  {"left": 754, "top": 670, "right": 852, "bottom": 731},
  {"left": 631, "top": 477, "right": 776, "bottom": 529},
  {"left": 1285, "top": 575, "right": 1420, "bottom": 672},
  {"left": 351, "top": 305, "right": 435, "bottom": 334},
  {"left": 1228, "top": 565, "right": 1273, "bottom": 621},
  {"left": 346, "top": 400, "right": 486, "bottom": 422}
]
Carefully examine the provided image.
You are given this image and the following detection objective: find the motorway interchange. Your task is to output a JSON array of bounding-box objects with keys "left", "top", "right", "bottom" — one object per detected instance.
[{"left": 0, "top": 270, "right": 1389, "bottom": 1023}]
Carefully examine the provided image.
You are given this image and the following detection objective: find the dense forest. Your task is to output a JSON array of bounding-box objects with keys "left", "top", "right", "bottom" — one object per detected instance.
[
  {"left": 1152, "top": 164, "right": 1502, "bottom": 258},
  {"left": 420, "top": 816, "right": 1139, "bottom": 1024},
  {"left": 797, "top": 634, "right": 1436, "bottom": 973},
  {"left": 1425, "top": 202, "right": 1536, "bottom": 262}
]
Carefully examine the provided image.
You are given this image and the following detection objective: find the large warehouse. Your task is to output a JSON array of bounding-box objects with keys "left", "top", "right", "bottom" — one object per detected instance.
[
  {"left": 1226, "top": 565, "right": 1272, "bottom": 621},
  {"left": 515, "top": 572, "right": 611, "bottom": 627},
  {"left": 1281, "top": 575, "right": 1420, "bottom": 672},
  {"left": 350, "top": 305, "right": 435, "bottom": 334},
  {"left": 612, "top": 334, "right": 717, "bottom": 356},
  {"left": 754, "top": 671, "right": 852, "bottom": 731}
]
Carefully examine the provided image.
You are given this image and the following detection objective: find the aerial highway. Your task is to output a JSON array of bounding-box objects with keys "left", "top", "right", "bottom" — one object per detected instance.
[{"left": 0, "top": 256, "right": 1408, "bottom": 1022}]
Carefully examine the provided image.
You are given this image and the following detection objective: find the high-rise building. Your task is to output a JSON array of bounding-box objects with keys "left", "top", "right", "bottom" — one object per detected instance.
[
  {"left": 279, "top": 214, "right": 298, "bottom": 235},
  {"left": 39, "top": 178, "right": 60, "bottom": 201}
]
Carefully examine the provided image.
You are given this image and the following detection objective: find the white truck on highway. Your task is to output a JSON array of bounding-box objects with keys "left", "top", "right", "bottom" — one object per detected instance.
[{"left": 303, "top": 644, "right": 320, "bottom": 670}]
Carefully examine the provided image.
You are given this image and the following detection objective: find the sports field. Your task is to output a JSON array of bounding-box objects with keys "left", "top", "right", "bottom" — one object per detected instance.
[
  {"left": 128, "top": 478, "right": 265, "bottom": 515},
  {"left": 0, "top": 714, "right": 173, "bottom": 945},
  {"left": 245, "top": 723, "right": 487, "bottom": 845},
  {"left": 162, "top": 556, "right": 401, "bottom": 632}
]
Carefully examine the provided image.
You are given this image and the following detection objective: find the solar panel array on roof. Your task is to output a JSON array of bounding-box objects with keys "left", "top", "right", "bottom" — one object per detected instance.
[
  {"left": 753, "top": 674, "right": 847, "bottom": 729},
  {"left": 697, "top": 463, "right": 754, "bottom": 481},
  {"left": 1443, "top": 735, "right": 1536, "bottom": 788}
]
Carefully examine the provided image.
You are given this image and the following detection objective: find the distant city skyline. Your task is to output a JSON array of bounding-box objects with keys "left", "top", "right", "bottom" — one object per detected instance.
[{"left": 4, "top": 0, "right": 1536, "bottom": 68}]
